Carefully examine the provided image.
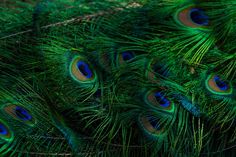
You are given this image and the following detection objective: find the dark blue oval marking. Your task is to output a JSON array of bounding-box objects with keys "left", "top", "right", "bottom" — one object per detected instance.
[
  {"left": 121, "top": 51, "right": 135, "bottom": 61},
  {"left": 15, "top": 106, "right": 32, "bottom": 121},
  {"left": 154, "top": 92, "right": 171, "bottom": 108},
  {"left": 0, "top": 123, "right": 8, "bottom": 135},
  {"left": 190, "top": 8, "right": 209, "bottom": 26},
  {"left": 76, "top": 61, "right": 93, "bottom": 78},
  {"left": 213, "top": 76, "right": 229, "bottom": 91},
  {"left": 147, "top": 116, "right": 161, "bottom": 130}
]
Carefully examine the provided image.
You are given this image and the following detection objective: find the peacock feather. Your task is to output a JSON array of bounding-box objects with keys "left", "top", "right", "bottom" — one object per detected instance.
[{"left": 0, "top": 0, "right": 235, "bottom": 156}]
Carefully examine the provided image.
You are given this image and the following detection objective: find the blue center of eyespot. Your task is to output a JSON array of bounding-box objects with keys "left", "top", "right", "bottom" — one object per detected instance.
[
  {"left": 76, "top": 61, "right": 93, "bottom": 78},
  {"left": 213, "top": 76, "right": 229, "bottom": 91},
  {"left": 121, "top": 51, "right": 135, "bottom": 61},
  {"left": 154, "top": 92, "right": 170, "bottom": 108},
  {"left": 15, "top": 106, "right": 32, "bottom": 121},
  {"left": 147, "top": 116, "right": 161, "bottom": 130},
  {"left": 190, "top": 8, "right": 209, "bottom": 26},
  {"left": 0, "top": 123, "right": 8, "bottom": 135}
]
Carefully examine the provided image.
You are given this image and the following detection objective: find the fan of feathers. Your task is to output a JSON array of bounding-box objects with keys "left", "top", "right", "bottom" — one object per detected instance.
[{"left": 0, "top": 0, "right": 235, "bottom": 156}]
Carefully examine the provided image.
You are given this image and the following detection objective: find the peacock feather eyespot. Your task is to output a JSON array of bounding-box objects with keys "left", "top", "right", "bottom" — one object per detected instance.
[
  {"left": 4, "top": 105, "right": 35, "bottom": 125},
  {"left": 77, "top": 61, "right": 93, "bottom": 78},
  {"left": 146, "top": 60, "right": 169, "bottom": 82},
  {"left": 69, "top": 55, "right": 96, "bottom": 83},
  {"left": 121, "top": 51, "right": 135, "bottom": 61},
  {"left": 0, "top": 124, "right": 8, "bottom": 136},
  {"left": 138, "top": 114, "right": 163, "bottom": 138},
  {"left": 15, "top": 106, "right": 32, "bottom": 121},
  {"left": 205, "top": 74, "right": 233, "bottom": 95},
  {"left": 117, "top": 51, "right": 135, "bottom": 65},
  {"left": 145, "top": 90, "right": 175, "bottom": 112},
  {"left": 0, "top": 119, "right": 13, "bottom": 141},
  {"left": 175, "top": 5, "right": 209, "bottom": 29}
]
